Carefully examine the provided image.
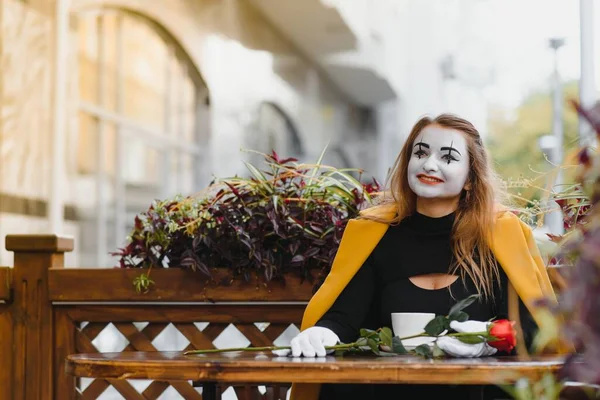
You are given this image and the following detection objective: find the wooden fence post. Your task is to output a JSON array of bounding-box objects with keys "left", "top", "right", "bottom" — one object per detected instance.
[
  {"left": 5, "top": 234, "right": 74, "bottom": 400},
  {"left": 1, "top": 266, "right": 14, "bottom": 400}
]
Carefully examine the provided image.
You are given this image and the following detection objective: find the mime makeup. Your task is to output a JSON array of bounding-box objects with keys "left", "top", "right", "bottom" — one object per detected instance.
[{"left": 407, "top": 125, "right": 470, "bottom": 200}]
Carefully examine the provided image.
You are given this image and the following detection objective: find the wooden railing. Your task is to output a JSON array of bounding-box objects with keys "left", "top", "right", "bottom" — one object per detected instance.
[{"left": 0, "top": 234, "right": 315, "bottom": 400}]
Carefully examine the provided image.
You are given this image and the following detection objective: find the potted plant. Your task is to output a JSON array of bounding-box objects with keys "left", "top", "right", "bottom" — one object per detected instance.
[
  {"left": 112, "top": 149, "right": 381, "bottom": 294},
  {"left": 504, "top": 100, "right": 600, "bottom": 400}
]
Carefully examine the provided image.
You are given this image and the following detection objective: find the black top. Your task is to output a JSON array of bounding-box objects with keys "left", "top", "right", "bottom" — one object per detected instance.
[
  {"left": 316, "top": 211, "right": 538, "bottom": 399},
  {"left": 316, "top": 211, "right": 537, "bottom": 348}
]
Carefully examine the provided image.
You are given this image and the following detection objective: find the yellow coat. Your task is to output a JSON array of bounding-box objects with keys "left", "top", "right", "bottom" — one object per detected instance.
[{"left": 290, "top": 204, "right": 563, "bottom": 400}]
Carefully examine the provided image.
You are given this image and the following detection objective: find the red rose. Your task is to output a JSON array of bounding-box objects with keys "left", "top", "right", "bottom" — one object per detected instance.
[{"left": 488, "top": 319, "right": 517, "bottom": 352}]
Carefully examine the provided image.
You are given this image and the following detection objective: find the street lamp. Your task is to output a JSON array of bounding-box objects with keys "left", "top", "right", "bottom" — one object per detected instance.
[
  {"left": 544, "top": 38, "right": 566, "bottom": 235},
  {"left": 538, "top": 133, "right": 563, "bottom": 235},
  {"left": 538, "top": 135, "right": 558, "bottom": 157},
  {"left": 579, "top": 0, "right": 596, "bottom": 147},
  {"left": 549, "top": 38, "right": 565, "bottom": 167}
]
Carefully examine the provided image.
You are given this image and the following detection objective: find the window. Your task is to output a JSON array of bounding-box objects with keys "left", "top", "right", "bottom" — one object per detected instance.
[
  {"left": 73, "top": 9, "right": 209, "bottom": 266},
  {"left": 248, "top": 102, "right": 303, "bottom": 166}
]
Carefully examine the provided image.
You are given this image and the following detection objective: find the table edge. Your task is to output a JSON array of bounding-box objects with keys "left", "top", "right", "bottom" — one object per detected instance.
[{"left": 65, "top": 353, "right": 565, "bottom": 385}]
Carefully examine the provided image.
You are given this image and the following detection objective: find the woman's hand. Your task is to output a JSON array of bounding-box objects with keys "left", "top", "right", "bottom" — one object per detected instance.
[
  {"left": 272, "top": 326, "right": 340, "bottom": 357},
  {"left": 436, "top": 320, "right": 498, "bottom": 358}
]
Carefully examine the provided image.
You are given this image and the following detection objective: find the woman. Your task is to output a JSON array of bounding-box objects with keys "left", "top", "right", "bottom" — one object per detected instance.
[{"left": 287, "top": 114, "right": 564, "bottom": 399}]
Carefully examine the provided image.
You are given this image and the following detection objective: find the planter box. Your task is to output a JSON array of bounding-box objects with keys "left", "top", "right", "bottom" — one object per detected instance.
[{"left": 49, "top": 267, "right": 316, "bottom": 302}]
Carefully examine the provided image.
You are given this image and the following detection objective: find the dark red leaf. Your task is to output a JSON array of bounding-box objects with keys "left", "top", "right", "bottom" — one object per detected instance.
[
  {"left": 304, "top": 247, "right": 320, "bottom": 258},
  {"left": 278, "top": 157, "right": 298, "bottom": 164},
  {"left": 270, "top": 150, "right": 280, "bottom": 163},
  {"left": 291, "top": 254, "right": 305, "bottom": 263},
  {"left": 578, "top": 148, "right": 591, "bottom": 167}
]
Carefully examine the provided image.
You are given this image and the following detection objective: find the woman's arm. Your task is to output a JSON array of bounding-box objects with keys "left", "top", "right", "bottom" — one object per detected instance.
[
  {"left": 315, "top": 257, "right": 376, "bottom": 344},
  {"left": 495, "top": 268, "right": 538, "bottom": 353}
]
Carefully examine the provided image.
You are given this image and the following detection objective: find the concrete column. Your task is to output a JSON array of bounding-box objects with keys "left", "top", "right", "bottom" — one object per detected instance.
[
  {"left": 579, "top": 0, "right": 597, "bottom": 146},
  {"left": 49, "top": 0, "right": 70, "bottom": 233}
]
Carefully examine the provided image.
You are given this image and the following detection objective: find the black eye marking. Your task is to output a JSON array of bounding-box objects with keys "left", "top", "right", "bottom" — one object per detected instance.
[{"left": 440, "top": 141, "right": 461, "bottom": 164}]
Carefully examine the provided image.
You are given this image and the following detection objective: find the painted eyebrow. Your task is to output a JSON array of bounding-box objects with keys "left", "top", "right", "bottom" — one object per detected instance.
[
  {"left": 440, "top": 146, "right": 461, "bottom": 156},
  {"left": 413, "top": 141, "right": 430, "bottom": 149}
]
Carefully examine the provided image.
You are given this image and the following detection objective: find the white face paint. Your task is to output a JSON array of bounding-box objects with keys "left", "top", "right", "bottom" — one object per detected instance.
[{"left": 407, "top": 125, "right": 470, "bottom": 200}]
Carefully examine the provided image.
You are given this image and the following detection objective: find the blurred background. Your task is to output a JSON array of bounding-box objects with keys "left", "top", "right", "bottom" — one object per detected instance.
[
  {"left": 0, "top": 0, "right": 599, "bottom": 268},
  {"left": 1, "top": 1, "right": 598, "bottom": 399}
]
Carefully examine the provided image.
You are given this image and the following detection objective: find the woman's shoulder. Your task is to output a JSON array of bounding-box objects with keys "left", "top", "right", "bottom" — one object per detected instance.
[
  {"left": 337, "top": 205, "right": 395, "bottom": 241},
  {"left": 357, "top": 203, "right": 397, "bottom": 222},
  {"left": 492, "top": 205, "right": 533, "bottom": 236},
  {"left": 354, "top": 203, "right": 526, "bottom": 228},
  {"left": 493, "top": 205, "right": 524, "bottom": 223}
]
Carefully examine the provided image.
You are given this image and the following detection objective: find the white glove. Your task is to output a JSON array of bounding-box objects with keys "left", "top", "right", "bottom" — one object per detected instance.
[
  {"left": 272, "top": 326, "right": 340, "bottom": 357},
  {"left": 436, "top": 320, "right": 497, "bottom": 358}
]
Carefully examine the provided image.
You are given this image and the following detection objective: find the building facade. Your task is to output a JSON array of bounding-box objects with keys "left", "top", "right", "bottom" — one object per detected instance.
[
  {"left": 1, "top": 0, "right": 495, "bottom": 266},
  {"left": 0, "top": 0, "right": 399, "bottom": 267}
]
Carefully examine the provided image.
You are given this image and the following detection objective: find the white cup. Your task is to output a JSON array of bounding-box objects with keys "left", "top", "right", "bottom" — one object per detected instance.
[{"left": 391, "top": 312, "right": 436, "bottom": 348}]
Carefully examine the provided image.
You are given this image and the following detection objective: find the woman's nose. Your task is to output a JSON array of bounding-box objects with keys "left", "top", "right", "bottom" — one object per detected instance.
[{"left": 423, "top": 158, "right": 439, "bottom": 173}]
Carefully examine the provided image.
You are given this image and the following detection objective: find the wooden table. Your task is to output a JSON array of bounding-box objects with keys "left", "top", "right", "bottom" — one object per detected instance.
[{"left": 66, "top": 351, "right": 566, "bottom": 400}]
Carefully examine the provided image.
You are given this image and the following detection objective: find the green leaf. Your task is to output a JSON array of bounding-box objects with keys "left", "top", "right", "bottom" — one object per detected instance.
[
  {"left": 424, "top": 315, "right": 449, "bottom": 336},
  {"left": 324, "top": 170, "right": 364, "bottom": 193},
  {"left": 413, "top": 344, "right": 432, "bottom": 358},
  {"left": 367, "top": 338, "right": 380, "bottom": 355},
  {"left": 307, "top": 142, "right": 329, "bottom": 184},
  {"left": 133, "top": 273, "right": 155, "bottom": 294},
  {"left": 448, "top": 310, "right": 469, "bottom": 322},
  {"left": 432, "top": 343, "right": 446, "bottom": 358},
  {"left": 379, "top": 327, "right": 393, "bottom": 347},
  {"left": 391, "top": 337, "right": 408, "bottom": 354},
  {"left": 360, "top": 328, "right": 377, "bottom": 338},
  {"left": 448, "top": 294, "right": 479, "bottom": 317},
  {"left": 539, "top": 372, "right": 563, "bottom": 399},
  {"left": 456, "top": 335, "right": 486, "bottom": 344},
  {"left": 243, "top": 162, "right": 273, "bottom": 194},
  {"left": 531, "top": 309, "right": 561, "bottom": 353},
  {"left": 334, "top": 349, "right": 347, "bottom": 357},
  {"left": 355, "top": 337, "right": 368, "bottom": 347},
  {"left": 497, "top": 384, "right": 519, "bottom": 399},
  {"left": 376, "top": 350, "right": 401, "bottom": 357},
  {"left": 322, "top": 179, "right": 356, "bottom": 197}
]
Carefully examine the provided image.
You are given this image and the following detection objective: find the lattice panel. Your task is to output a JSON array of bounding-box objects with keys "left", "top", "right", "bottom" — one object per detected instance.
[{"left": 65, "top": 308, "right": 301, "bottom": 400}]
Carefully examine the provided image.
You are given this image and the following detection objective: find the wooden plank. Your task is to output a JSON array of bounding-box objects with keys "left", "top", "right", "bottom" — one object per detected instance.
[
  {"left": 106, "top": 378, "right": 146, "bottom": 399},
  {"left": 112, "top": 323, "right": 158, "bottom": 352},
  {"left": 141, "top": 323, "right": 170, "bottom": 342},
  {"left": 262, "top": 324, "right": 288, "bottom": 342},
  {"left": 169, "top": 381, "right": 203, "bottom": 400},
  {"left": 234, "top": 385, "right": 258, "bottom": 400},
  {"left": 76, "top": 329, "right": 101, "bottom": 354},
  {"left": 65, "top": 352, "right": 566, "bottom": 385},
  {"left": 80, "top": 322, "right": 111, "bottom": 342},
  {"left": 173, "top": 323, "right": 216, "bottom": 350},
  {"left": 5, "top": 234, "right": 74, "bottom": 253},
  {"left": 266, "top": 384, "right": 290, "bottom": 400},
  {"left": 235, "top": 324, "right": 274, "bottom": 347},
  {"left": 79, "top": 379, "right": 110, "bottom": 399},
  {"left": 49, "top": 268, "right": 315, "bottom": 302},
  {"left": 54, "top": 310, "right": 77, "bottom": 400},
  {"left": 60, "top": 304, "right": 305, "bottom": 324},
  {"left": 0, "top": 267, "right": 11, "bottom": 301},
  {"left": 202, "top": 323, "right": 229, "bottom": 342},
  {"left": 0, "top": 305, "right": 13, "bottom": 400},
  {"left": 11, "top": 252, "right": 60, "bottom": 399},
  {"left": 141, "top": 381, "right": 170, "bottom": 400}
]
